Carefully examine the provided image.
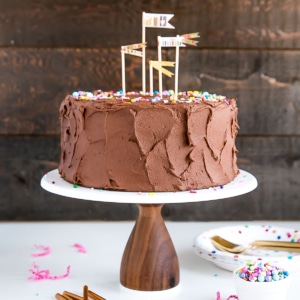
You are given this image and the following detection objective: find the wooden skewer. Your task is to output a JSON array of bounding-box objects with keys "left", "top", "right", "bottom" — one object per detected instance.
[{"left": 88, "top": 289, "right": 106, "bottom": 300}]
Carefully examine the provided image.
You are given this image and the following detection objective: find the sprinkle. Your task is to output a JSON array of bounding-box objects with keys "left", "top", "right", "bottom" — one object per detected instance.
[
  {"left": 235, "top": 262, "right": 289, "bottom": 282},
  {"left": 52, "top": 181, "right": 55, "bottom": 184},
  {"left": 31, "top": 245, "right": 51, "bottom": 257},
  {"left": 190, "top": 189, "right": 197, "bottom": 193},
  {"left": 73, "top": 184, "right": 78, "bottom": 188},
  {"left": 71, "top": 89, "right": 229, "bottom": 103},
  {"left": 28, "top": 262, "right": 71, "bottom": 281},
  {"left": 72, "top": 243, "right": 87, "bottom": 253},
  {"left": 148, "top": 192, "right": 156, "bottom": 196},
  {"left": 216, "top": 291, "right": 238, "bottom": 300}
]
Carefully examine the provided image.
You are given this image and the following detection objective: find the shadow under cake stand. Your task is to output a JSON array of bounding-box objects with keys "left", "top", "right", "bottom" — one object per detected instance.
[{"left": 41, "top": 169, "right": 257, "bottom": 291}]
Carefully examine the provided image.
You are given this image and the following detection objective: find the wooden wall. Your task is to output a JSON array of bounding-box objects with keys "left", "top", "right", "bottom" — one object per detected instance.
[{"left": 0, "top": 0, "right": 299, "bottom": 221}]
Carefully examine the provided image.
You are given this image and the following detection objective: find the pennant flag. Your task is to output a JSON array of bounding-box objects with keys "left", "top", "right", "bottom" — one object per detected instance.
[
  {"left": 181, "top": 32, "right": 200, "bottom": 46},
  {"left": 121, "top": 48, "right": 143, "bottom": 57},
  {"left": 143, "top": 12, "right": 174, "bottom": 29},
  {"left": 149, "top": 60, "right": 175, "bottom": 77},
  {"left": 121, "top": 43, "right": 146, "bottom": 94},
  {"left": 121, "top": 43, "right": 146, "bottom": 57},
  {"left": 142, "top": 12, "right": 174, "bottom": 94},
  {"left": 121, "top": 43, "right": 146, "bottom": 50},
  {"left": 158, "top": 36, "right": 186, "bottom": 47}
]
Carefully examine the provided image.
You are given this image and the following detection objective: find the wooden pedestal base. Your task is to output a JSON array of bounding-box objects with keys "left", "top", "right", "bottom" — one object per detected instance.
[{"left": 120, "top": 204, "right": 180, "bottom": 291}]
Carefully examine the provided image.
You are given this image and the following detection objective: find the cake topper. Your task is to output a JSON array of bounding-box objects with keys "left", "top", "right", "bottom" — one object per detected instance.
[
  {"left": 142, "top": 12, "right": 175, "bottom": 93},
  {"left": 121, "top": 12, "right": 200, "bottom": 99},
  {"left": 157, "top": 32, "right": 199, "bottom": 99},
  {"left": 121, "top": 42, "right": 147, "bottom": 95},
  {"left": 149, "top": 60, "right": 175, "bottom": 96}
]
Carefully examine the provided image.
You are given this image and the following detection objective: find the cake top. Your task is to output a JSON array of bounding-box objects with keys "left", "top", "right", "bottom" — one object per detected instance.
[{"left": 71, "top": 89, "right": 230, "bottom": 104}]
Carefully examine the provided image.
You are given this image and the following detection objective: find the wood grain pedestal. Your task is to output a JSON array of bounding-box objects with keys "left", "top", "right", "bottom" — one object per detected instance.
[{"left": 120, "top": 204, "right": 179, "bottom": 291}]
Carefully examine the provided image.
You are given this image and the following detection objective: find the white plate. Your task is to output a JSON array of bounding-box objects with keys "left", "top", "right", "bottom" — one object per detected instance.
[{"left": 193, "top": 224, "right": 300, "bottom": 272}]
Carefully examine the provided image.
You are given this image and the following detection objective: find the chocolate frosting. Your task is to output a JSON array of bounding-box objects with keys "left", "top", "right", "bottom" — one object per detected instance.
[{"left": 59, "top": 95, "right": 239, "bottom": 192}]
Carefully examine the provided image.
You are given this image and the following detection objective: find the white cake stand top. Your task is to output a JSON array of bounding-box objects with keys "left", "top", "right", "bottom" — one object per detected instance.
[{"left": 41, "top": 169, "right": 257, "bottom": 204}]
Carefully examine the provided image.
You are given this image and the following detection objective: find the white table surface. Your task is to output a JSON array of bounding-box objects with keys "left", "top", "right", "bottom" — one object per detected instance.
[{"left": 1, "top": 221, "right": 299, "bottom": 299}]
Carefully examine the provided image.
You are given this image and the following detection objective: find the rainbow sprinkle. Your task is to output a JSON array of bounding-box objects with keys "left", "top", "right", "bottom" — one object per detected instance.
[
  {"left": 71, "top": 89, "right": 228, "bottom": 103},
  {"left": 235, "top": 262, "right": 289, "bottom": 282}
]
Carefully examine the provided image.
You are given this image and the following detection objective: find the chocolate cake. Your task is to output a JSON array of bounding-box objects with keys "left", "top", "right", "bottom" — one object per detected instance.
[{"left": 58, "top": 90, "right": 239, "bottom": 192}]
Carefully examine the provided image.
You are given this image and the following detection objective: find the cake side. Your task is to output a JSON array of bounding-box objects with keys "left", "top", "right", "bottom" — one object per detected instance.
[{"left": 58, "top": 91, "right": 239, "bottom": 192}]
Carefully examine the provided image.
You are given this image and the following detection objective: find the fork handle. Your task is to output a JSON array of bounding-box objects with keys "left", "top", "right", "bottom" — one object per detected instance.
[{"left": 252, "top": 240, "right": 300, "bottom": 248}]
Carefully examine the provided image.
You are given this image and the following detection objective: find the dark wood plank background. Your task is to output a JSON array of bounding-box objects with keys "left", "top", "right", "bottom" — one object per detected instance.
[{"left": 0, "top": 0, "right": 299, "bottom": 221}]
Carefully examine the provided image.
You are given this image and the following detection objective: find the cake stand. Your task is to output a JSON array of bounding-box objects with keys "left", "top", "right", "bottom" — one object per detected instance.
[{"left": 41, "top": 169, "right": 257, "bottom": 291}]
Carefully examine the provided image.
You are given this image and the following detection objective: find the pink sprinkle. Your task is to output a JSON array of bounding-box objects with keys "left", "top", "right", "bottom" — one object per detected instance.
[
  {"left": 216, "top": 292, "right": 239, "bottom": 300},
  {"left": 31, "top": 245, "right": 51, "bottom": 257},
  {"left": 73, "top": 243, "right": 87, "bottom": 253},
  {"left": 28, "top": 262, "right": 71, "bottom": 281},
  {"left": 189, "top": 189, "right": 197, "bottom": 193}
]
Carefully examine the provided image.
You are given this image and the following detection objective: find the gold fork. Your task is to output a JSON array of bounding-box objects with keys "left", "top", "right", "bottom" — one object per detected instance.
[{"left": 210, "top": 235, "right": 300, "bottom": 254}]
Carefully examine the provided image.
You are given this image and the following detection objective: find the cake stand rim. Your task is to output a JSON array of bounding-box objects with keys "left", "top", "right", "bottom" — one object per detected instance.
[{"left": 40, "top": 169, "right": 257, "bottom": 204}]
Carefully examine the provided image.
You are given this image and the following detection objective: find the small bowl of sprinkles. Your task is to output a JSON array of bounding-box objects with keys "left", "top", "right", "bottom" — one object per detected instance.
[{"left": 233, "top": 261, "right": 291, "bottom": 300}]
